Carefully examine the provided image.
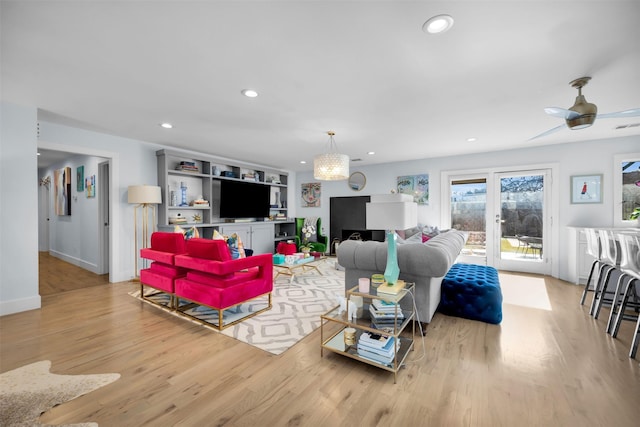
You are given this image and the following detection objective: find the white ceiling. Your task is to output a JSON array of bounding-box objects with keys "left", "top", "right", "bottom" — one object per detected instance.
[{"left": 3, "top": 1, "right": 639, "bottom": 172}]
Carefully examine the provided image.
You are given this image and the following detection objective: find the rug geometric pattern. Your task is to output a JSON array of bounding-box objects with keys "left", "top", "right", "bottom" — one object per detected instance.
[
  {"left": 0, "top": 360, "right": 120, "bottom": 427},
  {"left": 131, "top": 259, "right": 346, "bottom": 355}
]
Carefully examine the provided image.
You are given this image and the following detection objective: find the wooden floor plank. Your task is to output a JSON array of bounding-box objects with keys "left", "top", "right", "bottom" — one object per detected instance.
[{"left": 1, "top": 264, "right": 639, "bottom": 426}]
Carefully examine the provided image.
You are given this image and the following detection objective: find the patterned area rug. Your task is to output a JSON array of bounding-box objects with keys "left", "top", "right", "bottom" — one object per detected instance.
[
  {"left": 130, "top": 258, "right": 345, "bottom": 355},
  {"left": 0, "top": 360, "right": 120, "bottom": 427}
]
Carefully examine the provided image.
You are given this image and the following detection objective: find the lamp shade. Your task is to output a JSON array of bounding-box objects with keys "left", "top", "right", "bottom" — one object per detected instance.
[
  {"left": 366, "top": 193, "right": 417, "bottom": 230},
  {"left": 313, "top": 153, "right": 350, "bottom": 181},
  {"left": 128, "top": 185, "right": 162, "bottom": 204}
]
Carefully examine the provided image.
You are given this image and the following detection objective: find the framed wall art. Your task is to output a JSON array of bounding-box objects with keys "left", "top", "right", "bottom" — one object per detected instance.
[
  {"left": 77, "top": 165, "right": 84, "bottom": 191},
  {"left": 301, "top": 182, "right": 321, "bottom": 207},
  {"left": 54, "top": 166, "right": 72, "bottom": 215},
  {"left": 570, "top": 174, "right": 602, "bottom": 204},
  {"left": 397, "top": 174, "right": 429, "bottom": 205}
]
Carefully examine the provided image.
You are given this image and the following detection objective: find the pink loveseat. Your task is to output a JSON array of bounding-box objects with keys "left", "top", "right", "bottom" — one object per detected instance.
[
  {"left": 173, "top": 238, "right": 273, "bottom": 330},
  {"left": 139, "top": 232, "right": 188, "bottom": 308}
]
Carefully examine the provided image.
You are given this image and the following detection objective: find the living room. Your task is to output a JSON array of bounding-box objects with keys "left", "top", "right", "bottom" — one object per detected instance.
[{"left": 2, "top": 1, "right": 640, "bottom": 425}]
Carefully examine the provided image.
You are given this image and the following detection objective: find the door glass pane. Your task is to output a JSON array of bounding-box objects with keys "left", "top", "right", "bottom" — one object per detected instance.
[
  {"left": 500, "top": 174, "right": 544, "bottom": 261},
  {"left": 621, "top": 161, "right": 640, "bottom": 221},
  {"left": 451, "top": 179, "right": 486, "bottom": 257}
]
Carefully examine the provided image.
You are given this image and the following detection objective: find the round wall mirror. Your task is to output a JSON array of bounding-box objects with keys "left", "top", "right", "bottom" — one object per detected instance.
[{"left": 348, "top": 171, "right": 366, "bottom": 191}]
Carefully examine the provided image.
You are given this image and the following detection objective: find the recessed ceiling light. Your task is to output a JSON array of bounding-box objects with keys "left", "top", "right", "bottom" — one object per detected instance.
[
  {"left": 160, "top": 123, "right": 173, "bottom": 129},
  {"left": 423, "top": 14, "right": 454, "bottom": 34},
  {"left": 37, "top": 152, "right": 41, "bottom": 156},
  {"left": 467, "top": 137, "right": 477, "bottom": 142},
  {"left": 300, "top": 160, "right": 307, "bottom": 164},
  {"left": 241, "top": 89, "right": 258, "bottom": 98},
  {"left": 367, "top": 151, "right": 375, "bottom": 155}
]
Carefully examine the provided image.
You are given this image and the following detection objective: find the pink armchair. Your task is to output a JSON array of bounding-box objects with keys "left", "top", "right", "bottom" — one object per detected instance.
[
  {"left": 140, "top": 232, "right": 188, "bottom": 308},
  {"left": 174, "top": 238, "right": 273, "bottom": 330}
]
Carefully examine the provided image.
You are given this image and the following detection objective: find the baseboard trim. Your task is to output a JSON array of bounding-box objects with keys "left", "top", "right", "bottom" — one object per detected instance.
[
  {"left": 49, "top": 250, "right": 99, "bottom": 274},
  {"left": 0, "top": 295, "right": 41, "bottom": 316}
]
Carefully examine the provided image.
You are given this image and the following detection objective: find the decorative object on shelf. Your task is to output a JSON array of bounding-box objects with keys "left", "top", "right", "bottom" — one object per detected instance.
[
  {"left": 366, "top": 193, "right": 418, "bottom": 285},
  {"left": 169, "top": 213, "right": 187, "bottom": 224},
  {"left": 190, "top": 196, "right": 209, "bottom": 207},
  {"left": 570, "top": 174, "right": 602, "bottom": 204},
  {"left": 54, "top": 166, "right": 72, "bottom": 216},
  {"left": 313, "top": 131, "right": 349, "bottom": 181},
  {"left": 76, "top": 165, "right": 84, "bottom": 191},
  {"left": 358, "top": 277, "right": 370, "bottom": 293},
  {"left": 212, "top": 165, "right": 220, "bottom": 176},
  {"left": 192, "top": 213, "right": 202, "bottom": 223},
  {"left": 397, "top": 174, "right": 429, "bottom": 205},
  {"left": 170, "top": 190, "right": 178, "bottom": 207},
  {"left": 301, "top": 182, "right": 321, "bottom": 207},
  {"left": 348, "top": 171, "right": 366, "bottom": 191},
  {"left": 175, "top": 161, "right": 198, "bottom": 173},
  {"left": 179, "top": 181, "right": 188, "bottom": 207},
  {"left": 128, "top": 185, "right": 162, "bottom": 279},
  {"left": 344, "top": 327, "right": 356, "bottom": 346}
]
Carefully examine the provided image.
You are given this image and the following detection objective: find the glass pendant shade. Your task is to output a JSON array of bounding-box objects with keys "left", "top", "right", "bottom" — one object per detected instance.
[
  {"left": 314, "top": 152, "right": 350, "bottom": 180},
  {"left": 313, "top": 131, "right": 349, "bottom": 181}
]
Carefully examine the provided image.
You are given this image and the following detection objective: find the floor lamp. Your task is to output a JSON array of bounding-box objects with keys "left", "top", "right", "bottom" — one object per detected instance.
[
  {"left": 128, "top": 185, "right": 162, "bottom": 279},
  {"left": 366, "top": 193, "right": 417, "bottom": 285}
]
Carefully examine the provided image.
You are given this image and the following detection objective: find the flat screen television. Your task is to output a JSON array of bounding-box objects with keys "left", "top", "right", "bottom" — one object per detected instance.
[{"left": 219, "top": 179, "right": 271, "bottom": 219}]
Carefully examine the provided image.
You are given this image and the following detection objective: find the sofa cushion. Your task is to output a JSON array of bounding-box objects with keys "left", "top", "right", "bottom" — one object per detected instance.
[
  {"left": 186, "top": 238, "right": 231, "bottom": 262},
  {"left": 149, "top": 261, "right": 187, "bottom": 278},
  {"left": 186, "top": 268, "right": 260, "bottom": 288}
]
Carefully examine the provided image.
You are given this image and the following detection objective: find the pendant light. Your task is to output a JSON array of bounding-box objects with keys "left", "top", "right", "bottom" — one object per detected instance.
[{"left": 313, "top": 131, "right": 349, "bottom": 181}]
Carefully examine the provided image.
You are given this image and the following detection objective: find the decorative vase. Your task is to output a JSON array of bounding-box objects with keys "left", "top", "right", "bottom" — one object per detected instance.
[{"left": 301, "top": 247, "right": 311, "bottom": 257}]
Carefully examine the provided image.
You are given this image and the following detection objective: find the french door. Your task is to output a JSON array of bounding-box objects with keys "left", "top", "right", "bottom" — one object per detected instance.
[
  {"left": 494, "top": 170, "right": 551, "bottom": 275},
  {"left": 446, "top": 168, "right": 552, "bottom": 275}
]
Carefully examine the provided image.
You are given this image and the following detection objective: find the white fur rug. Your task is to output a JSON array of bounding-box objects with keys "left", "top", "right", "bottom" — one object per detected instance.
[{"left": 0, "top": 360, "right": 120, "bottom": 427}]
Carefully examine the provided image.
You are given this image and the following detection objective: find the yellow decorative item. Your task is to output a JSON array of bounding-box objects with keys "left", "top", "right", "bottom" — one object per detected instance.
[
  {"left": 377, "top": 279, "right": 405, "bottom": 295},
  {"left": 371, "top": 274, "right": 385, "bottom": 288}
]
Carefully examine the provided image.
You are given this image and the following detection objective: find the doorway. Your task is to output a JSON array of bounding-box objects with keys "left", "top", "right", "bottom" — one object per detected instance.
[{"left": 443, "top": 167, "right": 554, "bottom": 275}]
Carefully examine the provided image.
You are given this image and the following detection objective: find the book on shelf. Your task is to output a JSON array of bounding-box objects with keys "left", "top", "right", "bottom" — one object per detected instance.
[
  {"left": 369, "top": 304, "right": 404, "bottom": 320},
  {"left": 356, "top": 347, "right": 395, "bottom": 366},
  {"left": 371, "top": 299, "right": 400, "bottom": 312},
  {"left": 359, "top": 332, "right": 394, "bottom": 349},
  {"left": 376, "top": 279, "right": 405, "bottom": 295},
  {"left": 358, "top": 336, "right": 399, "bottom": 357}
]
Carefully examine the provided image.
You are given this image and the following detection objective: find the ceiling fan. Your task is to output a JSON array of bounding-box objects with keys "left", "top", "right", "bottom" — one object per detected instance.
[{"left": 530, "top": 76, "right": 640, "bottom": 140}]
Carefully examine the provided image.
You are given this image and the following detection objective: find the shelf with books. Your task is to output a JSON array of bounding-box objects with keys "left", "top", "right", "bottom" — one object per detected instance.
[{"left": 320, "top": 282, "right": 415, "bottom": 383}]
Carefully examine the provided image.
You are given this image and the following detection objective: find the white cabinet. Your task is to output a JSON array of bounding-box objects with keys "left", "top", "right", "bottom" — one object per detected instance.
[
  {"left": 567, "top": 227, "right": 596, "bottom": 285},
  {"left": 220, "top": 223, "right": 274, "bottom": 255}
]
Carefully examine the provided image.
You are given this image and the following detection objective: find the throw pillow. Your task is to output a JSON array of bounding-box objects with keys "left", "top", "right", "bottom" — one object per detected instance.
[
  {"left": 403, "top": 226, "right": 421, "bottom": 239},
  {"left": 174, "top": 225, "right": 200, "bottom": 240},
  {"left": 395, "top": 229, "right": 406, "bottom": 239},
  {"left": 226, "top": 233, "right": 246, "bottom": 260},
  {"left": 212, "top": 229, "right": 225, "bottom": 240}
]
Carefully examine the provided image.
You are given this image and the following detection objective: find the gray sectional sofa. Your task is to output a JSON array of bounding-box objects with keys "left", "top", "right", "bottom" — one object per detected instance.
[{"left": 336, "top": 230, "right": 468, "bottom": 325}]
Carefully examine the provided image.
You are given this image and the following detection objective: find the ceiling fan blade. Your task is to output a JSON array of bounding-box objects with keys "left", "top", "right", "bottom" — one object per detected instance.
[
  {"left": 596, "top": 108, "right": 640, "bottom": 119},
  {"left": 529, "top": 123, "right": 567, "bottom": 141},
  {"left": 544, "top": 107, "right": 580, "bottom": 120}
]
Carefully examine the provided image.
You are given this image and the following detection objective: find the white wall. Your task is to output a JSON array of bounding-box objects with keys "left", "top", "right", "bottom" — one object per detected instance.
[
  {"left": 0, "top": 102, "right": 40, "bottom": 315},
  {"left": 39, "top": 154, "right": 107, "bottom": 272},
  {"left": 295, "top": 136, "right": 640, "bottom": 282}
]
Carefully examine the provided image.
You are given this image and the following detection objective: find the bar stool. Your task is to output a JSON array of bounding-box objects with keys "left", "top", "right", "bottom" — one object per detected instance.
[
  {"left": 591, "top": 229, "right": 619, "bottom": 318},
  {"left": 580, "top": 228, "right": 601, "bottom": 306},
  {"left": 609, "top": 232, "right": 640, "bottom": 358}
]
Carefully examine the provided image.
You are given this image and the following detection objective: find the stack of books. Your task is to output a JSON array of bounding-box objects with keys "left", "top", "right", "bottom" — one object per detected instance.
[
  {"left": 175, "top": 161, "right": 198, "bottom": 173},
  {"left": 377, "top": 279, "right": 405, "bottom": 295},
  {"left": 169, "top": 216, "right": 188, "bottom": 225},
  {"left": 356, "top": 332, "right": 399, "bottom": 366},
  {"left": 369, "top": 299, "right": 404, "bottom": 329}
]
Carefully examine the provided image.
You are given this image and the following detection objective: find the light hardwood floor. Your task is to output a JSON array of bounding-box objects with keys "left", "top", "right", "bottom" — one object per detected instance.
[
  {"left": 39, "top": 251, "right": 109, "bottom": 295},
  {"left": 1, "top": 272, "right": 638, "bottom": 426}
]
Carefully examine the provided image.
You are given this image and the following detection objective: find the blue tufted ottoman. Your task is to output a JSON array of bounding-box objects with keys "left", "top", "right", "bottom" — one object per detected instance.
[{"left": 439, "top": 263, "right": 502, "bottom": 324}]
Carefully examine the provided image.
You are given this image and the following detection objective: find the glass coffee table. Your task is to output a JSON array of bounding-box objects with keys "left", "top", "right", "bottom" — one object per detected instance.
[{"left": 273, "top": 256, "right": 326, "bottom": 283}]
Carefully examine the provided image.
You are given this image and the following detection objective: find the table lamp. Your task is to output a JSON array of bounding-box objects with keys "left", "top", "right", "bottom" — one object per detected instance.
[
  {"left": 366, "top": 193, "right": 417, "bottom": 285},
  {"left": 128, "top": 185, "right": 162, "bottom": 279}
]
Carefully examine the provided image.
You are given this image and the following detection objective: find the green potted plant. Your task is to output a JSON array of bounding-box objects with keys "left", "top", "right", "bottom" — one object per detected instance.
[{"left": 629, "top": 207, "right": 640, "bottom": 220}]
